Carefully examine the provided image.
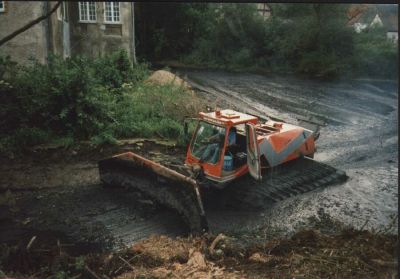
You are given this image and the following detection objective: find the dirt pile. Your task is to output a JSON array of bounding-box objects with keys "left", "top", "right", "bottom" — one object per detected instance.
[
  {"left": 143, "top": 70, "right": 206, "bottom": 119},
  {"left": 145, "top": 70, "right": 192, "bottom": 91},
  {"left": 119, "top": 234, "right": 243, "bottom": 278},
  {"left": 122, "top": 229, "right": 398, "bottom": 279},
  {"left": 1, "top": 229, "right": 397, "bottom": 278}
]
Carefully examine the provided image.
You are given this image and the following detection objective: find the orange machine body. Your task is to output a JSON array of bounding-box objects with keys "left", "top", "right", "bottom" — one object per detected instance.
[{"left": 185, "top": 109, "right": 316, "bottom": 184}]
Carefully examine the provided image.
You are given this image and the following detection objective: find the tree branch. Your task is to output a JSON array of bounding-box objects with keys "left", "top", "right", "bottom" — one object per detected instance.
[{"left": 0, "top": 1, "right": 62, "bottom": 47}]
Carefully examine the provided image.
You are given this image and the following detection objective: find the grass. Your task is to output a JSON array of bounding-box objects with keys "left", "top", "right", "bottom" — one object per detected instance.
[
  {"left": 0, "top": 52, "right": 205, "bottom": 156},
  {"left": 98, "top": 82, "right": 204, "bottom": 146}
]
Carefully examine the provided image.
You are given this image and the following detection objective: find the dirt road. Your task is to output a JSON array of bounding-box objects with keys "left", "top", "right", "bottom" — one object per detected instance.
[{"left": 0, "top": 70, "right": 397, "bottom": 253}]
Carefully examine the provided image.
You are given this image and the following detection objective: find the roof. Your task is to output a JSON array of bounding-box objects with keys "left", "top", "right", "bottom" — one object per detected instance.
[
  {"left": 199, "top": 109, "right": 258, "bottom": 126},
  {"left": 347, "top": 4, "right": 370, "bottom": 26}
]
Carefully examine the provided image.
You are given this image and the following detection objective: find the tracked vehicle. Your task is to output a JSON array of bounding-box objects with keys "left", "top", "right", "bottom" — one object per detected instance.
[{"left": 99, "top": 109, "right": 347, "bottom": 233}]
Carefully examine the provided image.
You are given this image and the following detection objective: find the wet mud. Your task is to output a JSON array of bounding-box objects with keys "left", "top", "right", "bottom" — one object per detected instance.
[
  {"left": 0, "top": 142, "right": 189, "bottom": 253},
  {"left": 0, "top": 71, "right": 397, "bottom": 254},
  {"left": 181, "top": 70, "right": 398, "bottom": 236}
]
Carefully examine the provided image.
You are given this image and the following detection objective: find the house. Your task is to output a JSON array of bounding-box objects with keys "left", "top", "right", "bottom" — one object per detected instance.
[
  {"left": 347, "top": 4, "right": 398, "bottom": 43},
  {"left": 0, "top": 1, "right": 136, "bottom": 64},
  {"left": 347, "top": 4, "right": 369, "bottom": 33},
  {"left": 376, "top": 6, "right": 398, "bottom": 42},
  {"left": 256, "top": 3, "right": 272, "bottom": 19}
]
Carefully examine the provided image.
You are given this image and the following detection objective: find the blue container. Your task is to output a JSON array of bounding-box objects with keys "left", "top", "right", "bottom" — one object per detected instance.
[
  {"left": 223, "top": 154, "right": 234, "bottom": 171},
  {"left": 228, "top": 130, "right": 236, "bottom": 145}
]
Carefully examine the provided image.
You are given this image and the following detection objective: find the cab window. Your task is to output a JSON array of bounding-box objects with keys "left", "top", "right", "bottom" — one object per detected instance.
[{"left": 190, "top": 121, "right": 226, "bottom": 164}]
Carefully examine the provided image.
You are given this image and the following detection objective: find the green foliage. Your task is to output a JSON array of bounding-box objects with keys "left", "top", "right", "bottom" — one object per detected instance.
[
  {"left": 136, "top": 3, "right": 212, "bottom": 60},
  {"left": 51, "top": 136, "right": 75, "bottom": 148},
  {"left": 55, "top": 271, "right": 68, "bottom": 279},
  {"left": 182, "top": 4, "right": 266, "bottom": 70},
  {"left": 0, "top": 55, "right": 18, "bottom": 80},
  {"left": 352, "top": 27, "right": 398, "bottom": 79},
  {"left": 90, "top": 130, "right": 118, "bottom": 146},
  {"left": 182, "top": 3, "right": 357, "bottom": 78},
  {"left": 1, "top": 55, "right": 117, "bottom": 139},
  {"left": 94, "top": 49, "right": 149, "bottom": 88},
  {"left": 110, "top": 83, "right": 199, "bottom": 140},
  {"left": 0, "top": 128, "right": 52, "bottom": 155},
  {"left": 74, "top": 256, "right": 85, "bottom": 271},
  {"left": 138, "top": 3, "right": 397, "bottom": 79},
  {"left": 0, "top": 51, "right": 201, "bottom": 154}
]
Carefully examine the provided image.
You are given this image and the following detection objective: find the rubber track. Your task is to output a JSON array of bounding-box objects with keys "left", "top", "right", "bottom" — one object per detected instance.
[{"left": 222, "top": 157, "right": 347, "bottom": 210}]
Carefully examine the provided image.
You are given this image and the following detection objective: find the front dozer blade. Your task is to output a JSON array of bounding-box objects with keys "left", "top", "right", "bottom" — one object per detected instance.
[{"left": 98, "top": 152, "right": 208, "bottom": 234}]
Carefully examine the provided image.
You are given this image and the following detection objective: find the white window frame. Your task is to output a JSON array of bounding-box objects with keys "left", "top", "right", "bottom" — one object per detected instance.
[
  {"left": 104, "top": 2, "right": 121, "bottom": 24},
  {"left": 0, "top": 1, "right": 5, "bottom": 13},
  {"left": 257, "top": 3, "right": 271, "bottom": 19},
  {"left": 78, "top": 1, "right": 97, "bottom": 23}
]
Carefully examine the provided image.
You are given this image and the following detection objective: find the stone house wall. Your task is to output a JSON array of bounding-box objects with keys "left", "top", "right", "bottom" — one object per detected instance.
[
  {"left": 0, "top": 1, "right": 49, "bottom": 64},
  {"left": 0, "top": 1, "right": 134, "bottom": 64}
]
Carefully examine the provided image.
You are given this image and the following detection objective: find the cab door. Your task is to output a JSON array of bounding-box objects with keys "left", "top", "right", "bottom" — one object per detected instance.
[{"left": 245, "top": 123, "right": 262, "bottom": 181}]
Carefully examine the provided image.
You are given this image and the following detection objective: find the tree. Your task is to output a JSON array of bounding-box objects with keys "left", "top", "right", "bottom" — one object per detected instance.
[
  {"left": 0, "top": 1, "right": 61, "bottom": 47},
  {"left": 266, "top": 4, "right": 354, "bottom": 77}
]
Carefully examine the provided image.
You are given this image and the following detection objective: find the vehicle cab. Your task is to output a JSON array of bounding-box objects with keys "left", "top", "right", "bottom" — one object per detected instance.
[{"left": 185, "top": 109, "right": 259, "bottom": 185}]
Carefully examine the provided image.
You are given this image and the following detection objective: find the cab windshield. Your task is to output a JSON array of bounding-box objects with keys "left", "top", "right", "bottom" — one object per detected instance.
[{"left": 190, "top": 121, "right": 226, "bottom": 164}]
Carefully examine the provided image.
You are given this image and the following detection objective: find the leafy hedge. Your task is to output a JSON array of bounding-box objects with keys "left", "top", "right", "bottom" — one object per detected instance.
[
  {"left": 0, "top": 50, "right": 200, "bottom": 155},
  {"left": 181, "top": 4, "right": 358, "bottom": 78},
  {"left": 351, "top": 27, "right": 398, "bottom": 79},
  {"left": 138, "top": 3, "right": 398, "bottom": 79}
]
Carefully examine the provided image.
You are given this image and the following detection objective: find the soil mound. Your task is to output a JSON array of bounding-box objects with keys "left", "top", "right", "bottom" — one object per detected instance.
[{"left": 145, "top": 70, "right": 191, "bottom": 90}]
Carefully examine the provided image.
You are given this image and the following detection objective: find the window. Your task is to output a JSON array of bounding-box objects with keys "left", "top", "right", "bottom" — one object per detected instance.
[
  {"left": 0, "top": 1, "right": 5, "bottom": 13},
  {"left": 104, "top": 2, "right": 120, "bottom": 23},
  {"left": 190, "top": 121, "right": 226, "bottom": 164},
  {"left": 257, "top": 3, "right": 271, "bottom": 19},
  {"left": 79, "top": 2, "right": 96, "bottom": 22}
]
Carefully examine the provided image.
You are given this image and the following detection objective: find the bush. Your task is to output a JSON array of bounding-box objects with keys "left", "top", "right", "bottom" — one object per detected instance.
[
  {"left": 0, "top": 55, "right": 18, "bottom": 80},
  {"left": 94, "top": 49, "right": 149, "bottom": 89},
  {"left": 2, "top": 55, "right": 117, "bottom": 139},
  {"left": 110, "top": 83, "right": 202, "bottom": 140},
  {"left": 0, "top": 128, "right": 52, "bottom": 155},
  {"left": 352, "top": 27, "right": 398, "bottom": 79},
  {"left": 90, "top": 131, "right": 118, "bottom": 146},
  {"left": 155, "top": 3, "right": 397, "bottom": 79},
  {"left": 0, "top": 51, "right": 204, "bottom": 154},
  {"left": 182, "top": 4, "right": 266, "bottom": 71},
  {"left": 228, "top": 48, "right": 253, "bottom": 70}
]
